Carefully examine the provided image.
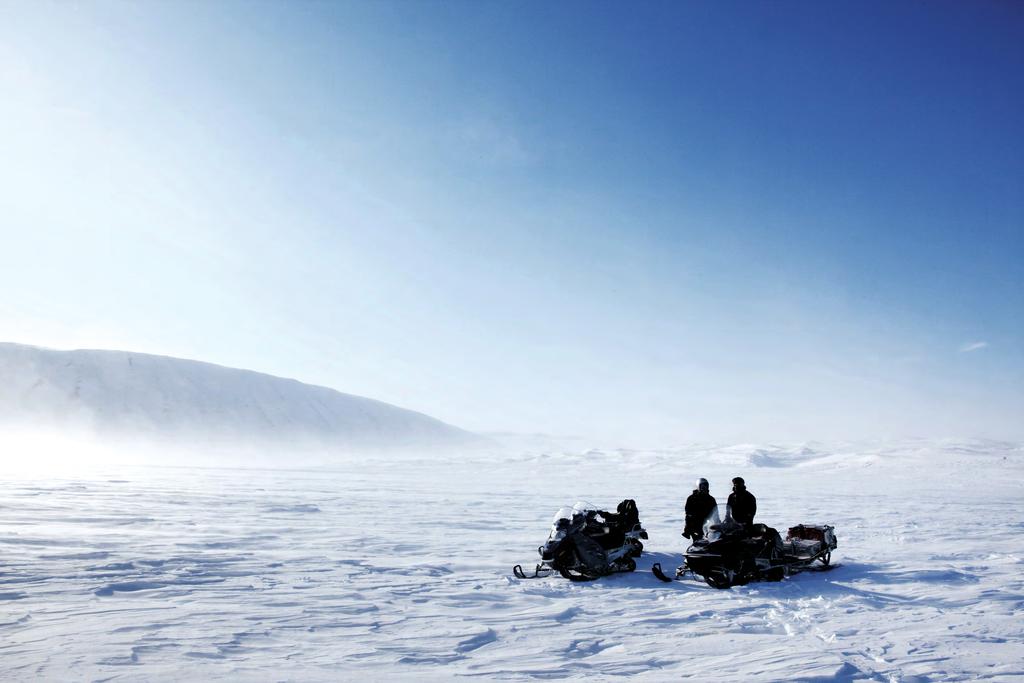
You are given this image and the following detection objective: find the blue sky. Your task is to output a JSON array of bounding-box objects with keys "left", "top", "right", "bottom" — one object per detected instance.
[{"left": 1, "top": 1, "right": 1021, "bottom": 443}]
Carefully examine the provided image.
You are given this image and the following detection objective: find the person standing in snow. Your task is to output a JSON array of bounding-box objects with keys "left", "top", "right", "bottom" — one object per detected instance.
[
  {"left": 727, "top": 476, "right": 757, "bottom": 525},
  {"left": 683, "top": 478, "right": 717, "bottom": 540}
]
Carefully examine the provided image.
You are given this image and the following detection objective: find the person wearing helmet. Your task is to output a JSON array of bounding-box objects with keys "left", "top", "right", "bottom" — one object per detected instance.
[
  {"left": 683, "top": 478, "right": 717, "bottom": 540},
  {"left": 727, "top": 476, "right": 757, "bottom": 525}
]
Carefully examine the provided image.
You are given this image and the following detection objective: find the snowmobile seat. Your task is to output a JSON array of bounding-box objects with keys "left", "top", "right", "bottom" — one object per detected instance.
[{"left": 747, "top": 524, "right": 784, "bottom": 554}]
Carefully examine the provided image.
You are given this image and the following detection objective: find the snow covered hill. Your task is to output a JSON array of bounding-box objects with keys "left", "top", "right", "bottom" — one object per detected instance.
[{"left": 0, "top": 342, "right": 475, "bottom": 449}]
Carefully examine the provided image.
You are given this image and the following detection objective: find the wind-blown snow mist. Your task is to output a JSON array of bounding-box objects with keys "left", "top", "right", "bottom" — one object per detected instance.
[{"left": 0, "top": 342, "right": 482, "bottom": 466}]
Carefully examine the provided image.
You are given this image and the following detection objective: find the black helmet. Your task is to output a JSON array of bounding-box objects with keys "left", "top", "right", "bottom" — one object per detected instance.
[
  {"left": 695, "top": 477, "right": 709, "bottom": 492},
  {"left": 732, "top": 476, "right": 745, "bottom": 487}
]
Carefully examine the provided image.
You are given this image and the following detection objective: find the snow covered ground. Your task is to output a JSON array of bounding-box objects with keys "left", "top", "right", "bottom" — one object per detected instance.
[{"left": 2, "top": 439, "right": 1022, "bottom": 681}]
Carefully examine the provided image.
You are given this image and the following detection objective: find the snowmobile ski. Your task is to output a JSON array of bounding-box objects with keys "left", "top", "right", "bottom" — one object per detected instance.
[
  {"left": 651, "top": 562, "right": 673, "bottom": 583},
  {"left": 652, "top": 562, "right": 691, "bottom": 583},
  {"left": 513, "top": 563, "right": 552, "bottom": 580}
]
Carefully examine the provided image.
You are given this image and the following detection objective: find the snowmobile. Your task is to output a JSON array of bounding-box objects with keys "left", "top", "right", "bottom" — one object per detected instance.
[
  {"left": 514, "top": 500, "right": 649, "bottom": 582},
  {"left": 653, "top": 509, "right": 837, "bottom": 588}
]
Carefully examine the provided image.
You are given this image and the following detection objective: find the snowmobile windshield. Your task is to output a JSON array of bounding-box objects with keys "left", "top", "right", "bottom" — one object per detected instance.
[
  {"left": 571, "top": 501, "right": 598, "bottom": 515},
  {"left": 551, "top": 501, "right": 596, "bottom": 528},
  {"left": 549, "top": 502, "right": 598, "bottom": 542},
  {"left": 552, "top": 506, "right": 575, "bottom": 526},
  {"left": 702, "top": 506, "right": 723, "bottom": 540}
]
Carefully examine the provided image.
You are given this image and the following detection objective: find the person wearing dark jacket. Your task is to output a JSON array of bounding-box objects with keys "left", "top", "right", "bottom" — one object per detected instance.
[
  {"left": 683, "top": 478, "right": 717, "bottom": 540},
  {"left": 727, "top": 477, "right": 757, "bottom": 525}
]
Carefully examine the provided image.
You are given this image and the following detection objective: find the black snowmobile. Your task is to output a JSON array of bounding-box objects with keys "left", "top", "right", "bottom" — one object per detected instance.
[
  {"left": 514, "top": 500, "right": 649, "bottom": 582},
  {"left": 654, "top": 509, "right": 837, "bottom": 588}
]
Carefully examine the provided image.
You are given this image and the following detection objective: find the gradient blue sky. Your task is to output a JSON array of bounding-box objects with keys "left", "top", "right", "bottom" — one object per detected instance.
[{"left": 1, "top": 1, "right": 1021, "bottom": 443}]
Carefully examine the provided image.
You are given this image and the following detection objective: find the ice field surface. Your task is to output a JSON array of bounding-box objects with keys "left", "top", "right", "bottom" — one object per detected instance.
[{"left": 1, "top": 439, "right": 1022, "bottom": 681}]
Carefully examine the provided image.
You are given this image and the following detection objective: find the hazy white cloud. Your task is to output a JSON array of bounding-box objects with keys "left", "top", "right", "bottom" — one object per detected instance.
[{"left": 959, "top": 341, "right": 989, "bottom": 353}]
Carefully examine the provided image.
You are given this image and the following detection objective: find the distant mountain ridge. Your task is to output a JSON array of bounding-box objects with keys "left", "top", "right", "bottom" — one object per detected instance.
[{"left": 0, "top": 342, "right": 476, "bottom": 448}]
